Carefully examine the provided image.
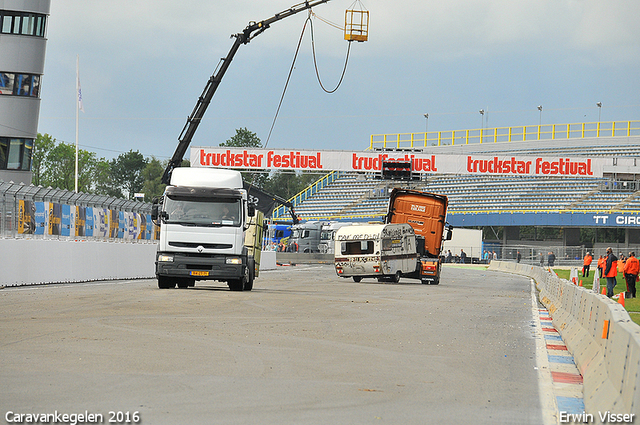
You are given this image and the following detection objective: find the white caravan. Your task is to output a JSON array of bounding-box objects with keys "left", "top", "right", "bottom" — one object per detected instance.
[{"left": 334, "top": 223, "right": 418, "bottom": 283}]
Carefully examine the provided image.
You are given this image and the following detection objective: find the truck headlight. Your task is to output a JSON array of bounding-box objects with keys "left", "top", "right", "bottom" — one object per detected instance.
[
  {"left": 157, "top": 254, "right": 174, "bottom": 262},
  {"left": 226, "top": 257, "right": 242, "bottom": 265}
]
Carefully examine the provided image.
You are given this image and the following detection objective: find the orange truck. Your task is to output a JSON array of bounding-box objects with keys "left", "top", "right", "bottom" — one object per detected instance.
[{"left": 385, "top": 188, "right": 452, "bottom": 284}]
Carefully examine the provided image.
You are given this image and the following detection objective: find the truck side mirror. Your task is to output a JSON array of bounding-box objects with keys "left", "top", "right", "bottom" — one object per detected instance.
[
  {"left": 446, "top": 228, "right": 453, "bottom": 241},
  {"left": 248, "top": 205, "right": 256, "bottom": 217},
  {"left": 151, "top": 203, "right": 159, "bottom": 221}
]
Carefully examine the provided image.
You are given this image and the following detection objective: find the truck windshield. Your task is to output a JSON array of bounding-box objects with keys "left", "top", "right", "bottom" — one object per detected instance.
[{"left": 164, "top": 198, "right": 241, "bottom": 227}]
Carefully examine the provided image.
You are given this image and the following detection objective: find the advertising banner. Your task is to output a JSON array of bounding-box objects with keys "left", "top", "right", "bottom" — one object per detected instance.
[
  {"left": 75, "top": 206, "right": 86, "bottom": 237},
  {"left": 109, "top": 210, "right": 118, "bottom": 238},
  {"left": 138, "top": 214, "right": 146, "bottom": 240},
  {"left": 94, "top": 208, "right": 109, "bottom": 238},
  {"left": 85, "top": 207, "right": 94, "bottom": 237},
  {"left": 18, "top": 200, "right": 35, "bottom": 235},
  {"left": 61, "top": 204, "right": 74, "bottom": 236},
  {"left": 191, "top": 147, "right": 608, "bottom": 178},
  {"left": 49, "top": 203, "right": 61, "bottom": 236},
  {"left": 118, "top": 211, "right": 126, "bottom": 239},
  {"left": 34, "top": 202, "right": 47, "bottom": 235},
  {"left": 145, "top": 214, "right": 152, "bottom": 240},
  {"left": 448, "top": 211, "right": 640, "bottom": 228}
]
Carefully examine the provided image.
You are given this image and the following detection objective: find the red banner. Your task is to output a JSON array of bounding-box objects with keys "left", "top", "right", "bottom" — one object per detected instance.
[{"left": 191, "top": 147, "right": 608, "bottom": 178}]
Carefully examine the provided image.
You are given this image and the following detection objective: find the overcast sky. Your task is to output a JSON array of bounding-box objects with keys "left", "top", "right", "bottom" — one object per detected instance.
[{"left": 39, "top": 0, "right": 640, "bottom": 161}]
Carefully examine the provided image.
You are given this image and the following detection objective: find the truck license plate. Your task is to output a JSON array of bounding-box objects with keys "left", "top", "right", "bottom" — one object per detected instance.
[{"left": 190, "top": 271, "right": 209, "bottom": 276}]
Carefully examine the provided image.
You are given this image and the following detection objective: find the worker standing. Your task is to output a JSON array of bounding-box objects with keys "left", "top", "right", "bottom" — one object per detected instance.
[
  {"left": 623, "top": 252, "right": 639, "bottom": 299},
  {"left": 582, "top": 252, "right": 593, "bottom": 277},
  {"left": 597, "top": 255, "right": 606, "bottom": 278},
  {"left": 604, "top": 247, "right": 619, "bottom": 298}
]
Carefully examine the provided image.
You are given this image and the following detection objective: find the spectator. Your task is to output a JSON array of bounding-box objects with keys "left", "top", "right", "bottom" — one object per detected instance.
[
  {"left": 597, "top": 254, "right": 606, "bottom": 278},
  {"left": 547, "top": 251, "right": 556, "bottom": 267},
  {"left": 460, "top": 249, "right": 467, "bottom": 264},
  {"left": 539, "top": 252, "right": 544, "bottom": 267},
  {"left": 604, "top": 247, "right": 619, "bottom": 298},
  {"left": 582, "top": 252, "right": 593, "bottom": 277},
  {"left": 446, "top": 250, "right": 453, "bottom": 263},
  {"left": 624, "top": 252, "right": 639, "bottom": 298},
  {"left": 516, "top": 251, "right": 521, "bottom": 263}
]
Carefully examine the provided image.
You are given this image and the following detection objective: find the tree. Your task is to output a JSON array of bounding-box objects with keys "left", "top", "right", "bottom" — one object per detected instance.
[
  {"left": 219, "top": 128, "right": 267, "bottom": 188},
  {"left": 111, "top": 150, "right": 148, "bottom": 199},
  {"left": 141, "top": 157, "right": 167, "bottom": 201},
  {"left": 32, "top": 133, "right": 55, "bottom": 186},
  {"left": 219, "top": 127, "right": 262, "bottom": 148},
  {"left": 264, "top": 170, "right": 321, "bottom": 201},
  {"left": 94, "top": 159, "right": 122, "bottom": 198}
]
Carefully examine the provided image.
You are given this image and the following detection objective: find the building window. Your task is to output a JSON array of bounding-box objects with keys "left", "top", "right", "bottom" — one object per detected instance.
[
  {"left": 0, "top": 138, "right": 33, "bottom": 171},
  {"left": 0, "top": 10, "right": 47, "bottom": 37},
  {"left": 0, "top": 72, "right": 41, "bottom": 97}
]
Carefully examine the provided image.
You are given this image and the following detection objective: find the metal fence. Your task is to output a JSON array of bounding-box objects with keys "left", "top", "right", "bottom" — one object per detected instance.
[
  {"left": 0, "top": 181, "right": 157, "bottom": 242},
  {"left": 484, "top": 243, "right": 640, "bottom": 268},
  {"left": 370, "top": 120, "right": 640, "bottom": 149}
]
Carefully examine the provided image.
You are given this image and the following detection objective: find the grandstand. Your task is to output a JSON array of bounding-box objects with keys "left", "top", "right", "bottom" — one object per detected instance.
[{"left": 272, "top": 124, "right": 640, "bottom": 229}]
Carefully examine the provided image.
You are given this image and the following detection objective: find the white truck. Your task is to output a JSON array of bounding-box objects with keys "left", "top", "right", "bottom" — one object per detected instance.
[
  {"left": 152, "top": 168, "right": 257, "bottom": 291},
  {"left": 318, "top": 221, "right": 354, "bottom": 254},
  {"left": 334, "top": 223, "right": 418, "bottom": 283},
  {"left": 442, "top": 228, "right": 483, "bottom": 263}
]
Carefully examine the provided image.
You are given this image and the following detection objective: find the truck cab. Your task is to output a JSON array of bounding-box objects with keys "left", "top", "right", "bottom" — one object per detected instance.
[
  {"left": 386, "top": 188, "right": 451, "bottom": 284},
  {"left": 152, "top": 168, "right": 255, "bottom": 291},
  {"left": 287, "top": 221, "right": 327, "bottom": 253}
]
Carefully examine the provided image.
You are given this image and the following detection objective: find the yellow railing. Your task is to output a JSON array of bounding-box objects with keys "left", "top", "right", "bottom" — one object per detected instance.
[{"left": 370, "top": 120, "right": 640, "bottom": 150}]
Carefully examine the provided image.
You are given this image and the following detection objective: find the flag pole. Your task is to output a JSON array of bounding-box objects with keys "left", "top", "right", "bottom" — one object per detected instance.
[{"left": 75, "top": 55, "right": 79, "bottom": 193}]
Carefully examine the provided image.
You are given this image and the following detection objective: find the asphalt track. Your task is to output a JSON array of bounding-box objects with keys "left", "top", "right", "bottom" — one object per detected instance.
[{"left": 0, "top": 265, "right": 551, "bottom": 424}]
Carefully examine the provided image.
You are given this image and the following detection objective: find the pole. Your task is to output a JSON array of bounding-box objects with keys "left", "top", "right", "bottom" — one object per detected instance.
[{"left": 75, "top": 55, "right": 79, "bottom": 193}]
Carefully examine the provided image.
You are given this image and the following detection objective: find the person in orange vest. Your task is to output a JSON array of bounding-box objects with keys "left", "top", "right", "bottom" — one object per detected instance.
[
  {"left": 604, "top": 247, "right": 619, "bottom": 298},
  {"left": 582, "top": 252, "right": 593, "bottom": 277},
  {"left": 618, "top": 254, "right": 626, "bottom": 274},
  {"left": 623, "top": 252, "right": 639, "bottom": 298},
  {"left": 597, "top": 255, "right": 606, "bottom": 278}
]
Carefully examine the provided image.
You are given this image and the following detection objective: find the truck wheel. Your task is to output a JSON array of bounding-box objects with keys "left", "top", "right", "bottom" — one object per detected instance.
[
  {"left": 228, "top": 279, "right": 244, "bottom": 291},
  {"left": 431, "top": 277, "right": 440, "bottom": 285},
  {"left": 353, "top": 276, "right": 362, "bottom": 283},
  {"left": 393, "top": 271, "right": 401, "bottom": 283},
  {"left": 245, "top": 261, "right": 255, "bottom": 291},
  {"left": 177, "top": 278, "right": 194, "bottom": 289},
  {"left": 158, "top": 276, "right": 175, "bottom": 289}
]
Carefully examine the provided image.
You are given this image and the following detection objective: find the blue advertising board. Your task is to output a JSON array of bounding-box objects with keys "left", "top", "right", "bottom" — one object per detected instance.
[{"left": 448, "top": 211, "right": 640, "bottom": 228}]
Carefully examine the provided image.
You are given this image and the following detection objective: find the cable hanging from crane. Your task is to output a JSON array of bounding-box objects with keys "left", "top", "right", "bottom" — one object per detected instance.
[
  {"left": 309, "top": 14, "right": 352, "bottom": 94},
  {"left": 263, "top": 15, "right": 310, "bottom": 149},
  {"left": 264, "top": 4, "right": 367, "bottom": 148}
]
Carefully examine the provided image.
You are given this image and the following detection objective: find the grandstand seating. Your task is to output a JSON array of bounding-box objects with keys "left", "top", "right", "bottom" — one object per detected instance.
[{"left": 276, "top": 136, "right": 640, "bottom": 222}]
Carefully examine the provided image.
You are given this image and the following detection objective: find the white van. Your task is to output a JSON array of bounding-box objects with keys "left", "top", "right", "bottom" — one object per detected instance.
[{"left": 334, "top": 223, "right": 419, "bottom": 282}]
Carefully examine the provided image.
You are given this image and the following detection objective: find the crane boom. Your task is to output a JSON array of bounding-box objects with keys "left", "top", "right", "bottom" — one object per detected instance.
[{"left": 162, "top": 0, "right": 332, "bottom": 184}]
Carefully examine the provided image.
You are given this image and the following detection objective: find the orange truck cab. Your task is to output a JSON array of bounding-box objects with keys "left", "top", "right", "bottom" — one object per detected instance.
[{"left": 385, "top": 188, "right": 451, "bottom": 284}]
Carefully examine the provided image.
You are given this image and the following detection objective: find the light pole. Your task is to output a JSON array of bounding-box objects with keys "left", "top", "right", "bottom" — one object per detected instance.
[
  {"left": 423, "top": 113, "right": 429, "bottom": 145},
  {"left": 596, "top": 102, "right": 602, "bottom": 137},
  {"left": 537, "top": 105, "right": 543, "bottom": 126},
  {"left": 479, "top": 109, "right": 485, "bottom": 142}
]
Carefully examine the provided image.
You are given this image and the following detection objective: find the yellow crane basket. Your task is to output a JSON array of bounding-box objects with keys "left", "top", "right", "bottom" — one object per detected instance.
[{"left": 344, "top": 8, "right": 369, "bottom": 42}]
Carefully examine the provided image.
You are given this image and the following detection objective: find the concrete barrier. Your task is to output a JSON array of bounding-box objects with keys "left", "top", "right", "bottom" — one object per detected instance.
[
  {"left": 488, "top": 260, "right": 640, "bottom": 419},
  {"left": 1, "top": 239, "right": 157, "bottom": 286},
  {"left": 275, "top": 252, "right": 334, "bottom": 264}
]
